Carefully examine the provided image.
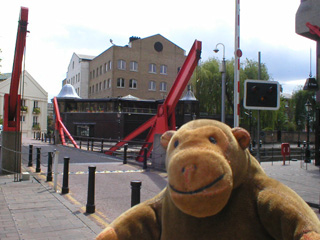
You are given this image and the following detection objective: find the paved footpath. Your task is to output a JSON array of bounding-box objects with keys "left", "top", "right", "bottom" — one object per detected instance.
[{"left": 0, "top": 172, "right": 102, "bottom": 240}]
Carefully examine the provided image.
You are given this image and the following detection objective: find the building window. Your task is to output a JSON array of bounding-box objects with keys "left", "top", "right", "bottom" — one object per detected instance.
[
  {"left": 78, "top": 73, "right": 80, "bottom": 82},
  {"left": 92, "top": 86, "right": 94, "bottom": 94},
  {"left": 149, "top": 80, "right": 156, "bottom": 91},
  {"left": 177, "top": 67, "right": 181, "bottom": 73},
  {"left": 160, "top": 65, "right": 167, "bottom": 75},
  {"left": 149, "top": 63, "right": 157, "bottom": 73},
  {"left": 20, "top": 115, "right": 25, "bottom": 122},
  {"left": 99, "top": 82, "right": 102, "bottom": 91},
  {"left": 93, "top": 70, "right": 95, "bottom": 79},
  {"left": 160, "top": 82, "right": 167, "bottom": 91},
  {"left": 130, "top": 61, "right": 138, "bottom": 72},
  {"left": 100, "top": 65, "right": 102, "bottom": 75},
  {"left": 117, "top": 78, "right": 125, "bottom": 88},
  {"left": 33, "top": 116, "right": 38, "bottom": 124},
  {"left": 89, "top": 86, "right": 91, "bottom": 94},
  {"left": 117, "top": 60, "right": 126, "bottom": 70},
  {"left": 108, "top": 61, "right": 112, "bottom": 71},
  {"left": 96, "top": 68, "right": 99, "bottom": 77},
  {"left": 34, "top": 101, "right": 38, "bottom": 108},
  {"left": 96, "top": 84, "right": 98, "bottom": 92},
  {"left": 108, "top": 78, "right": 112, "bottom": 88},
  {"left": 21, "top": 99, "right": 26, "bottom": 107},
  {"left": 104, "top": 80, "right": 107, "bottom": 89},
  {"left": 129, "top": 79, "right": 137, "bottom": 89},
  {"left": 105, "top": 63, "right": 108, "bottom": 73}
]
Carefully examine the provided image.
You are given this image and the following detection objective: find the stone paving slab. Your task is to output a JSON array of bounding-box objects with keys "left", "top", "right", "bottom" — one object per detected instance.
[{"left": 0, "top": 174, "right": 102, "bottom": 240}]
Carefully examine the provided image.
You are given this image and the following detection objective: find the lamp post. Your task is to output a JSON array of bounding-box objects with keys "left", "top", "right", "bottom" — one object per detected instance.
[
  {"left": 214, "top": 43, "right": 226, "bottom": 123},
  {"left": 305, "top": 100, "right": 312, "bottom": 163}
]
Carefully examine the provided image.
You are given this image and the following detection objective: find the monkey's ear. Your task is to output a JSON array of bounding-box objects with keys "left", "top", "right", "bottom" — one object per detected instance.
[
  {"left": 232, "top": 127, "right": 250, "bottom": 150},
  {"left": 160, "top": 130, "right": 176, "bottom": 149}
]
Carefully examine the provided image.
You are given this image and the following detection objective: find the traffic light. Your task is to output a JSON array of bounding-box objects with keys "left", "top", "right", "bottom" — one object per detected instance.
[{"left": 244, "top": 80, "right": 280, "bottom": 110}]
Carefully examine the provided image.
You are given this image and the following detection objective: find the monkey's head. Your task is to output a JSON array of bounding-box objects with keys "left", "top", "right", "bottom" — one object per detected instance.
[{"left": 161, "top": 119, "right": 251, "bottom": 218}]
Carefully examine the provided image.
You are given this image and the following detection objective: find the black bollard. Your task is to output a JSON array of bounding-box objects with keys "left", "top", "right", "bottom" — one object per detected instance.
[
  {"left": 101, "top": 140, "right": 104, "bottom": 152},
  {"left": 131, "top": 180, "right": 141, "bottom": 207},
  {"left": 123, "top": 144, "right": 128, "bottom": 164},
  {"left": 28, "top": 145, "right": 33, "bottom": 167},
  {"left": 143, "top": 148, "right": 148, "bottom": 170},
  {"left": 36, "top": 147, "right": 41, "bottom": 172},
  {"left": 61, "top": 157, "right": 70, "bottom": 194},
  {"left": 46, "top": 152, "right": 53, "bottom": 181},
  {"left": 86, "top": 166, "right": 96, "bottom": 214}
]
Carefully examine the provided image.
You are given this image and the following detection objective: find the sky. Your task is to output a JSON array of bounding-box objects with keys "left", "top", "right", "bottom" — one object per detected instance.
[{"left": 0, "top": 0, "right": 317, "bottom": 101}]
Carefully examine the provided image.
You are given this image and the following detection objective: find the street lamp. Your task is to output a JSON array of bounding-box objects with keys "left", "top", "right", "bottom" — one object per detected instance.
[
  {"left": 213, "top": 43, "right": 226, "bottom": 123},
  {"left": 305, "top": 99, "right": 312, "bottom": 163}
]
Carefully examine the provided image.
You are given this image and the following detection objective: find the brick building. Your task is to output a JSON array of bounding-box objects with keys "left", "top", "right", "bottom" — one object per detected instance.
[{"left": 64, "top": 34, "right": 186, "bottom": 100}]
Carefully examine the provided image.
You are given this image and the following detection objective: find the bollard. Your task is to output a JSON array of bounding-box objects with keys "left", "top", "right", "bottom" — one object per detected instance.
[
  {"left": 45, "top": 134, "right": 47, "bottom": 142},
  {"left": 86, "top": 166, "right": 96, "bottom": 214},
  {"left": 91, "top": 139, "right": 94, "bottom": 151},
  {"left": 101, "top": 140, "right": 104, "bottom": 152},
  {"left": 131, "top": 180, "right": 141, "bottom": 207},
  {"left": 123, "top": 144, "right": 128, "bottom": 164},
  {"left": 143, "top": 148, "right": 148, "bottom": 170},
  {"left": 87, "top": 139, "right": 90, "bottom": 151},
  {"left": 61, "top": 157, "right": 70, "bottom": 194},
  {"left": 28, "top": 145, "right": 33, "bottom": 167},
  {"left": 41, "top": 133, "right": 44, "bottom": 142},
  {"left": 36, "top": 147, "right": 41, "bottom": 172},
  {"left": 47, "top": 152, "right": 53, "bottom": 181},
  {"left": 79, "top": 139, "right": 82, "bottom": 149}
]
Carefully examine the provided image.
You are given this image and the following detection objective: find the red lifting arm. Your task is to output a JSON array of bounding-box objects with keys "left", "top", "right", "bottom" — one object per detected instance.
[
  {"left": 107, "top": 40, "right": 202, "bottom": 161},
  {"left": 306, "top": 22, "right": 320, "bottom": 38},
  {"left": 3, "top": 7, "right": 28, "bottom": 131}
]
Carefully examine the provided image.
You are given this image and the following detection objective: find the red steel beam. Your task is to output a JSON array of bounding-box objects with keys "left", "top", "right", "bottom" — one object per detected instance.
[
  {"left": 53, "top": 97, "right": 79, "bottom": 149},
  {"left": 306, "top": 22, "right": 320, "bottom": 38},
  {"left": 8, "top": 7, "right": 28, "bottom": 122}
]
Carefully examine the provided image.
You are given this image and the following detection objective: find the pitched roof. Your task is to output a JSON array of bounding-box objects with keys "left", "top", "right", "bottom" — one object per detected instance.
[{"left": 0, "top": 73, "right": 12, "bottom": 81}]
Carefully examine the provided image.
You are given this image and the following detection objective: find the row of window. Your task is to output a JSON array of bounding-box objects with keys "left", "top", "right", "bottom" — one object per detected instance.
[
  {"left": 89, "top": 79, "right": 167, "bottom": 94},
  {"left": 89, "top": 60, "right": 168, "bottom": 80},
  {"left": 67, "top": 73, "right": 81, "bottom": 85}
]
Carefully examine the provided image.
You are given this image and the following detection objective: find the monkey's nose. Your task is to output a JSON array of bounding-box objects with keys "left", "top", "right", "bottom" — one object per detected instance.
[{"left": 182, "top": 164, "right": 197, "bottom": 184}]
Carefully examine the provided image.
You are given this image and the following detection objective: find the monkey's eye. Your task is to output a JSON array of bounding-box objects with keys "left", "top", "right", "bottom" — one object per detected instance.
[
  {"left": 174, "top": 140, "right": 179, "bottom": 148},
  {"left": 209, "top": 136, "right": 217, "bottom": 144}
]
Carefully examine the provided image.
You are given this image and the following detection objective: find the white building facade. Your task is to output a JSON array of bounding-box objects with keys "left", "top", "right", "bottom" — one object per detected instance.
[
  {"left": 0, "top": 70, "right": 48, "bottom": 138},
  {"left": 65, "top": 53, "right": 94, "bottom": 98}
]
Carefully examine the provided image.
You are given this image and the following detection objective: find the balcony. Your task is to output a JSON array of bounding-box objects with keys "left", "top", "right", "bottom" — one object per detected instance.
[
  {"left": 21, "top": 106, "right": 28, "bottom": 112},
  {"left": 33, "top": 107, "right": 41, "bottom": 114},
  {"left": 32, "top": 123, "right": 40, "bottom": 130}
]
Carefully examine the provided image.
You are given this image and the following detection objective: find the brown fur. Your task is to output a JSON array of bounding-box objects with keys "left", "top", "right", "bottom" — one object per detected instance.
[{"left": 97, "top": 119, "right": 320, "bottom": 240}]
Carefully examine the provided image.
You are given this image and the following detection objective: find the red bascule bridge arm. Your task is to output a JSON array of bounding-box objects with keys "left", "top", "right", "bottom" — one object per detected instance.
[
  {"left": 107, "top": 40, "right": 202, "bottom": 161},
  {"left": 3, "top": 7, "right": 29, "bottom": 132},
  {"left": 306, "top": 22, "right": 320, "bottom": 38}
]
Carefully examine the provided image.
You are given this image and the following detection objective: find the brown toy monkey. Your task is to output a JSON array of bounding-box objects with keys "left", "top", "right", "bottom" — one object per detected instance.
[{"left": 97, "top": 119, "right": 320, "bottom": 240}]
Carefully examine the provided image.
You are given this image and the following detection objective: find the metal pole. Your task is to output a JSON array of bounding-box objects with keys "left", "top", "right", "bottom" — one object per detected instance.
[
  {"left": 61, "top": 157, "right": 70, "bottom": 194},
  {"left": 28, "top": 144, "right": 33, "bottom": 167},
  {"left": 123, "top": 144, "right": 128, "bottom": 164},
  {"left": 131, "top": 180, "right": 141, "bottom": 207},
  {"left": 47, "top": 152, "right": 53, "bottom": 182},
  {"left": 257, "top": 52, "right": 261, "bottom": 163},
  {"left": 143, "top": 148, "right": 148, "bottom": 170},
  {"left": 86, "top": 165, "right": 96, "bottom": 214},
  {"left": 36, "top": 147, "right": 41, "bottom": 172},
  {"left": 221, "top": 58, "right": 226, "bottom": 123},
  {"left": 53, "top": 150, "right": 59, "bottom": 192},
  {"left": 306, "top": 112, "right": 311, "bottom": 163},
  {"left": 234, "top": 0, "right": 241, "bottom": 127}
]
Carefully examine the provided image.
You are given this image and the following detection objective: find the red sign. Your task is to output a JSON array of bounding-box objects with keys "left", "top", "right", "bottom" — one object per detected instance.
[{"left": 281, "top": 143, "right": 290, "bottom": 156}]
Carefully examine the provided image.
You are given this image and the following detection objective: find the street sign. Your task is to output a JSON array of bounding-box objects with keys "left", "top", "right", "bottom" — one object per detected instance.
[{"left": 244, "top": 80, "right": 280, "bottom": 110}]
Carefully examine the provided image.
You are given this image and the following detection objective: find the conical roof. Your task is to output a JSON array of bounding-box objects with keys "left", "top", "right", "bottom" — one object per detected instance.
[
  {"left": 56, "top": 84, "right": 81, "bottom": 99},
  {"left": 180, "top": 86, "right": 197, "bottom": 101}
]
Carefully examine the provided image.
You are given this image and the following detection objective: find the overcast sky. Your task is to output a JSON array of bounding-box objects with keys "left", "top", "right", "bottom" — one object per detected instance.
[{"left": 0, "top": 0, "right": 317, "bottom": 100}]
